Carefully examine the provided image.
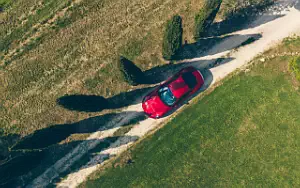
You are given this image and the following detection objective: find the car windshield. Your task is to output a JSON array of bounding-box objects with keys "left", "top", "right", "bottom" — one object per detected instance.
[{"left": 158, "top": 86, "right": 176, "bottom": 106}]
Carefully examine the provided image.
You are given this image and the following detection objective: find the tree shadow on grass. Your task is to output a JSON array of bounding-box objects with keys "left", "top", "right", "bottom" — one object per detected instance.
[
  {"left": 13, "top": 111, "right": 146, "bottom": 150},
  {"left": 0, "top": 135, "right": 139, "bottom": 187},
  {"left": 57, "top": 86, "right": 156, "bottom": 113}
]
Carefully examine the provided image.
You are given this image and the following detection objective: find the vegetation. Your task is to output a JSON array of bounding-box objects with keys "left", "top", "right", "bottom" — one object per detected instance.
[
  {"left": 0, "top": 0, "right": 278, "bottom": 184},
  {"left": 0, "top": 0, "right": 11, "bottom": 10},
  {"left": 1, "top": 0, "right": 209, "bottom": 144},
  {"left": 162, "top": 15, "right": 183, "bottom": 60},
  {"left": 0, "top": 0, "right": 275, "bottom": 145},
  {"left": 82, "top": 43, "right": 300, "bottom": 187},
  {"left": 118, "top": 56, "right": 145, "bottom": 86},
  {"left": 289, "top": 56, "right": 300, "bottom": 81},
  {"left": 194, "top": 0, "right": 222, "bottom": 40}
]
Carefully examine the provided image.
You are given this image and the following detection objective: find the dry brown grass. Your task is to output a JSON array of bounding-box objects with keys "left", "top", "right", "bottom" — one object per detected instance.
[
  {"left": 0, "top": 0, "right": 206, "bottom": 141},
  {"left": 0, "top": 0, "right": 274, "bottom": 148}
]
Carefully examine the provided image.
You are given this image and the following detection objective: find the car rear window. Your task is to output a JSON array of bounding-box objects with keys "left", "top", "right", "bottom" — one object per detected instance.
[{"left": 182, "top": 72, "right": 197, "bottom": 89}]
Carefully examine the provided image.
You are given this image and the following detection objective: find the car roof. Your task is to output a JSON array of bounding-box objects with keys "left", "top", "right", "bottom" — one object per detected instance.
[
  {"left": 181, "top": 72, "right": 197, "bottom": 89},
  {"left": 168, "top": 75, "right": 190, "bottom": 99}
]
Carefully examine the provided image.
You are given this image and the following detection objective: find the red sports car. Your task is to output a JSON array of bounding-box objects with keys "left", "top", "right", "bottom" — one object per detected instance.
[{"left": 142, "top": 66, "right": 204, "bottom": 119}]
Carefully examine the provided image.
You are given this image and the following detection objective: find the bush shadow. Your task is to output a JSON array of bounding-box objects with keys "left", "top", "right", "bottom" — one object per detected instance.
[
  {"left": 295, "top": 1, "right": 300, "bottom": 10},
  {"left": 57, "top": 86, "right": 156, "bottom": 113},
  {"left": 0, "top": 133, "right": 19, "bottom": 163},
  {"left": 49, "top": 135, "right": 140, "bottom": 187},
  {"left": 206, "top": 1, "right": 282, "bottom": 37},
  {"left": 173, "top": 33, "right": 262, "bottom": 60}
]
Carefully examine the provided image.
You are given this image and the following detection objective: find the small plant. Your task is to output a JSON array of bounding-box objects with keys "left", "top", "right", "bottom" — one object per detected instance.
[
  {"left": 118, "top": 56, "right": 145, "bottom": 86},
  {"left": 194, "top": 0, "right": 222, "bottom": 40},
  {"left": 162, "top": 15, "right": 183, "bottom": 60},
  {"left": 289, "top": 56, "right": 300, "bottom": 81}
]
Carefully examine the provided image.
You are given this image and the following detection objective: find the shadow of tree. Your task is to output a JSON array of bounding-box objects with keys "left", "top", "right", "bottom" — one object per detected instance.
[
  {"left": 57, "top": 95, "right": 109, "bottom": 112},
  {"left": 49, "top": 135, "right": 140, "bottom": 187},
  {"left": 57, "top": 87, "right": 156, "bottom": 112},
  {"left": 0, "top": 135, "right": 19, "bottom": 162},
  {"left": 0, "top": 135, "right": 139, "bottom": 187},
  {"left": 207, "top": 1, "right": 281, "bottom": 37},
  {"left": 173, "top": 34, "right": 262, "bottom": 61},
  {"left": 295, "top": 1, "right": 300, "bottom": 10},
  {"left": 13, "top": 111, "right": 146, "bottom": 150}
]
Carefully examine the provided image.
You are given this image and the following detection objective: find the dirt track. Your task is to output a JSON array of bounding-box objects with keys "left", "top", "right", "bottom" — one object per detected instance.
[{"left": 27, "top": 1, "right": 300, "bottom": 187}]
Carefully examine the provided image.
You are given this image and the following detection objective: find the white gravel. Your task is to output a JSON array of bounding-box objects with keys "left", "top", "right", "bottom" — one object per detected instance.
[{"left": 27, "top": 1, "right": 300, "bottom": 187}]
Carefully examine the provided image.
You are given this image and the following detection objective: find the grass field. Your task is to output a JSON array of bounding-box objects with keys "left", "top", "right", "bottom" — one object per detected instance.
[
  {"left": 0, "top": 0, "right": 210, "bottom": 160},
  {"left": 81, "top": 37, "right": 300, "bottom": 187},
  {"left": 0, "top": 0, "right": 207, "bottom": 141},
  {"left": 0, "top": 0, "right": 271, "bottom": 139},
  {"left": 0, "top": 0, "right": 274, "bottom": 184}
]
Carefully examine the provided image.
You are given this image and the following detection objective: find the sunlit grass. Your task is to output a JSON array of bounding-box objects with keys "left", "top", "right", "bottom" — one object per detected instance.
[{"left": 82, "top": 45, "right": 300, "bottom": 187}]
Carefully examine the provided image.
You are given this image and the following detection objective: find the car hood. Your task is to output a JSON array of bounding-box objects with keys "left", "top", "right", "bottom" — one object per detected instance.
[{"left": 142, "top": 95, "right": 170, "bottom": 118}]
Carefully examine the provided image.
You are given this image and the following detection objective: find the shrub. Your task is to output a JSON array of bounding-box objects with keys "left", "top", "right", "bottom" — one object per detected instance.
[
  {"left": 118, "top": 56, "right": 145, "bottom": 86},
  {"left": 194, "top": 0, "right": 222, "bottom": 40},
  {"left": 289, "top": 56, "right": 300, "bottom": 81},
  {"left": 162, "top": 15, "right": 183, "bottom": 60}
]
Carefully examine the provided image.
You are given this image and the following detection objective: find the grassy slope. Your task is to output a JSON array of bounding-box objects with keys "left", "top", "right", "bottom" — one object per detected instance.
[{"left": 81, "top": 37, "right": 300, "bottom": 187}]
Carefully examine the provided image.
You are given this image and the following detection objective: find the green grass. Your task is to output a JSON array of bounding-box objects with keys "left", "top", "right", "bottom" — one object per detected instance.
[
  {"left": 0, "top": 0, "right": 280, "bottom": 184},
  {"left": 82, "top": 55, "right": 300, "bottom": 187},
  {"left": 0, "top": 0, "right": 11, "bottom": 8},
  {"left": 0, "top": 0, "right": 274, "bottom": 142},
  {"left": 289, "top": 56, "right": 300, "bottom": 81}
]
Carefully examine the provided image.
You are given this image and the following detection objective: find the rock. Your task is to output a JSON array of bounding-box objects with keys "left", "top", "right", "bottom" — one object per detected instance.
[{"left": 260, "top": 58, "right": 265, "bottom": 62}]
